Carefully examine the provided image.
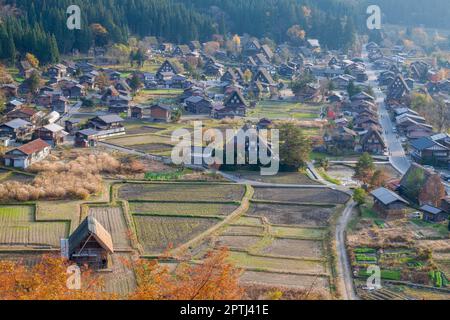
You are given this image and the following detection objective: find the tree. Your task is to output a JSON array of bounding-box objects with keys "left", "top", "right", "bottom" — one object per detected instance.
[
  {"left": 290, "top": 73, "right": 314, "bottom": 97},
  {"left": 129, "top": 248, "right": 243, "bottom": 300},
  {"left": 95, "top": 72, "right": 110, "bottom": 91},
  {"left": 347, "top": 81, "right": 362, "bottom": 98},
  {"left": 243, "top": 69, "right": 253, "bottom": 83},
  {"left": 0, "top": 255, "right": 110, "bottom": 300},
  {"left": 90, "top": 23, "right": 109, "bottom": 47},
  {"left": 279, "top": 123, "right": 311, "bottom": 170},
  {"left": 129, "top": 74, "right": 143, "bottom": 92},
  {"left": 287, "top": 25, "right": 306, "bottom": 45},
  {"left": 171, "top": 108, "right": 182, "bottom": 123},
  {"left": 25, "top": 53, "right": 39, "bottom": 68},
  {"left": 369, "top": 169, "right": 389, "bottom": 190},
  {"left": 353, "top": 187, "right": 367, "bottom": 205},
  {"left": 25, "top": 70, "right": 41, "bottom": 94},
  {"left": 419, "top": 174, "right": 446, "bottom": 207},
  {"left": 354, "top": 153, "right": 375, "bottom": 187}
]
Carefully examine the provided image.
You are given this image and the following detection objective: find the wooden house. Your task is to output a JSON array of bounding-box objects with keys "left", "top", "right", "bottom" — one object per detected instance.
[
  {"left": 212, "top": 90, "right": 247, "bottom": 119},
  {"left": 6, "top": 107, "right": 41, "bottom": 124},
  {"left": 360, "top": 127, "right": 386, "bottom": 155},
  {"left": 420, "top": 205, "right": 447, "bottom": 223},
  {"left": 34, "top": 123, "right": 68, "bottom": 146},
  {"left": 88, "top": 114, "right": 125, "bottom": 131},
  {"left": 0, "top": 119, "right": 34, "bottom": 140},
  {"left": 150, "top": 104, "right": 173, "bottom": 122},
  {"left": 410, "top": 137, "right": 450, "bottom": 168},
  {"left": 68, "top": 216, "right": 114, "bottom": 270},
  {"left": 4, "top": 139, "right": 51, "bottom": 169},
  {"left": 185, "top": 96, "right": 212, "bottom": 114},
  {"left": 371, "top": 187, "right": 409, "bottom": 220}
]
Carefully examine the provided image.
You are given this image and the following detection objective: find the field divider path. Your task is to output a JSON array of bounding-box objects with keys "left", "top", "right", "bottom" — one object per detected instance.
[{"left": 171, "top": 184, "right": 254, "bottom": 258}]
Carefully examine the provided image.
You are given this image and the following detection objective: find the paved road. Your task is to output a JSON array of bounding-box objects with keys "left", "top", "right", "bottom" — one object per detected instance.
[
  {"left": 362, "top": 47, "right": 411, "bottom": 175},
  {"left": 336, "top": 201, "right": 358, "bottom": 300}
]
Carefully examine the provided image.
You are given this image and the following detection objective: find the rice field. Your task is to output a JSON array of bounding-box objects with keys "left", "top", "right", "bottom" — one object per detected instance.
[
  {"left": 0, "top": 206, "right": 69, "bottom": 248},
  {"left": 119, "top": 183, "right": 245, "bottom": 202},
  {"left": 253, "top": 187, "right": 350, "bottom": 205},
  {"left": 88, "top": 206, "right": 132, "bottom": 249},
  {"left": 129, "top": 201, "right": 238, "bottom": 217},
  {"left": 133, "top": 215, "right": 218, "bottom": 255}
]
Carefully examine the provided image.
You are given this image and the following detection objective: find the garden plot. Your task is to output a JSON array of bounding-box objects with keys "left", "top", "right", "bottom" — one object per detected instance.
[
  {"left": 229, "top": 251, "right": 327, "bottom": 274},
  {"left": 88, "top": 207, "right": 132, "bottom": 249},
  {"left": 119, "top": 183, "right": 245, "bottom": 202},
  {"left": 247, "top": 203, "right": 334, "bottom": 227},
  {"left": 0, "top": 206, "right": 69, "bottom": 248},
  {"left": 133, "top": 215, "right": 217, "bottom": 255},
  {"left": 125, "top": 126, "right": 165, "bottom": 135},
  {"left": 241, "top": 270, "right": 329, "bottom": 291},
  {"left": 261, "top": 239, "right": 324, "bottom": 259},
  {"left": 253, "top": 187, "right": 350, "bottom": 204},
  {"left": 129, "top": 202, "right": 238, "bottom": 217}
]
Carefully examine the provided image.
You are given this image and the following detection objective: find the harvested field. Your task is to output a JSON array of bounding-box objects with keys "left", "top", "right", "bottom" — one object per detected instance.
[
  {"left": 107, "top": 134, "right": 173, "bottom": 147},
  {"left": 103, "top": 253, "right": 136, "bottom": 296},
  {"left": 247, "top": 203, "right": 334, "bottom": 227},
  {"left": 129, "top": 143, "right": 173, "bottom": 154},
  {"left": 229, "top": 251, "right": 327, "bottom": 274},
  {"left": 216, "top": 235, "right": 263, "bottom": 250},
  {"left": 133, "top": 215, "right": 217, "bottom": 254},
  {"left": 271, "top": 226, "right": 326, "bottom": 240},
  {"left": 0, "top": 206, "right": 69, "bottom": 248},
  {"left": 234, "top": 216, "right": 263, "bottom": 226},
  {"left": 241, "top": 270, "right": 329, "bottom": 290},
  {"left": 37, "top": 201, "right": 81, "bottom": 232},
  {"left": 129, "top": 201, "right": 238, "bottom": 217},
  {"left": 222, "top": 225, "right": 265, "bottom": 236},
  {"left": 88, "top": 207, "right": 131, "bottom": 249},
  {"left": 0, "top": 172, "right": 34, "bottom": 183},
  {"left": 261, "top": 239, "right": 324, "bottom": 258},
  {"left": 126, "top": 126, "right": 164, "bottom": 135},
  {"left": 253, "top": 187, "right": 350, "bottom": 204},
  {"left": 228, "top": 170, "right": 320, "bottom": 185},
  {"left": 119, "top": 183, "right": 245, "bottom": 202}
]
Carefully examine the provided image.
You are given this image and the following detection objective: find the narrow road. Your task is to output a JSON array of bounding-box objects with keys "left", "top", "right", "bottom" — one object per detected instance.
[
  {"left": 336, "top": 201, "right": 358, "bottom": 300},
  {"left": 362, "top": 47, "right": 411, "bottom": 175}
]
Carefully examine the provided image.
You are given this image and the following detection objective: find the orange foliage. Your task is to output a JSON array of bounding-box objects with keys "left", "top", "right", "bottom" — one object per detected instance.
[
  {"left": 0, "top": 255, "right": 111, "bottom": 300},
  {"left": 130, "top": 248, "right": 244, "bottom": 300}
]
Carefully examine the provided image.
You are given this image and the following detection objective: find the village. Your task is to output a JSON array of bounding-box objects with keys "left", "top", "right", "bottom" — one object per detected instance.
[{"left": 0, "top": 21, "right": 448, "bottom": 300}]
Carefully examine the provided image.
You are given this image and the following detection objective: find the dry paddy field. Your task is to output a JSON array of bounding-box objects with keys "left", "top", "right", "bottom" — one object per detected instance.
[
  {"left": 129, "top": 201, "right": 239, "bottom": 217},
  {"left": 133, "top": 215, "right": 218, "bottom": 255},
  {"left": 247, "top": 203, "right": 335, "bottom": 227},
  {"left": 0, "top": 205, "right": 69, "bottom": 248},
  {"left": 119, "top": 183, "right": 245, "bottom": 202},
  {"left": 88, "top": 206, "right": 132, "bottom": 250},
  {"left": 253, "top": 187, "right": 350, "bottom": 204}
]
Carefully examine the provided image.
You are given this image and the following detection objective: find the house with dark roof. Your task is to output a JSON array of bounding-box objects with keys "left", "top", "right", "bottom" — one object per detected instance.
[
  {"left": 212, "top": 90, "right": 247, "bottom": 119},
  {"left": 68, "top": 216, "right": 114, "bottom": 269},
  {"left": 88, "top": 114, "right": 125, "bottom": 131},
  {"left": 324, "top": 127, "right": 358, "bottom": 153},
  {"left": 386, "top": 75, "right": 411, "bottom": 105},
  {"left": 4, "top": 139, "right": 51, "bottom": 169},
  {"left": 0, "top": 119, "right": 34, "bottom": 141},
  {"left": 6, "top": 107, "right": 41, "bottom": 124},
  {"left": 156, "top": 60, "right": 179, "bottom": 77},
  {"left": 173, "top": 45, "right": 191, "bottom": 57},
  {"left": 34, "top": 123, "right": 68, "bottom": 146},
  {"left": 410, "top": 137, "right": 450, "bottom": 168},
  {"left": 150, "top": 104, "right": 174, "bottom": 122},
  {"left": 371, "top": 187, "right": 409, "bottom": 219},
  {"left": 360, "top": 127, "right": 386, "bottom": 155},
  {"left": 420, "top": 205, "right": 447, "bottom": 223},
  {"left": 185, "top": 96, "right": 212, "bottom": 114}
]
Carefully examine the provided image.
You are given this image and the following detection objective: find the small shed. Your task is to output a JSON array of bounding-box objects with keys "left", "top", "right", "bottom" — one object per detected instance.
[
  {"left": 68, "top": 216, "right": 114, "bottom": 269},
  {"left": 371, "top": 187, "right": 409, "bottom": 220},
  {"left": 420, "top": 205, "right": 447, "bottom": 223}
]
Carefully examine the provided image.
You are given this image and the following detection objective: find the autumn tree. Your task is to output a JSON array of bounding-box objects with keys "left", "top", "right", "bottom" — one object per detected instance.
[
  {"left": 419, "top": 174, "right": 446, "bottom": 207},
  {"left": 243, "top": 69, "right": 253, "bottom": 83},
  {"left": 0, "top": 255, "right": 111, "bottom": 300},
  {"left": 130, "top": 248, "right": 243, "bottom": 300},
  {"left": 369, "top": 169, "right": 389, "bottom": 190},
  {"left": 95, "top": 72, "right": 110, "bottom": 91},
  {"left": 287, "top": 25, "right": 306, "bottom": 45},
  {"left": 354, "top": 153, "right": 375, "bottom": 187},
  {"left": 25, "top": 70, "right": 41, "bottom": 94},
  {"left": 25, "top": 53, "right": 39, "bottom": 69},
  {"left": 90, "top": 23, "right": 109, "bottom": 47}
]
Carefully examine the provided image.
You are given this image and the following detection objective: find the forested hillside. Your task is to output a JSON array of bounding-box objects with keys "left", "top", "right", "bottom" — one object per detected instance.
[{"left": 0, "top": 0, "right": 358, "bottom": 65}]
